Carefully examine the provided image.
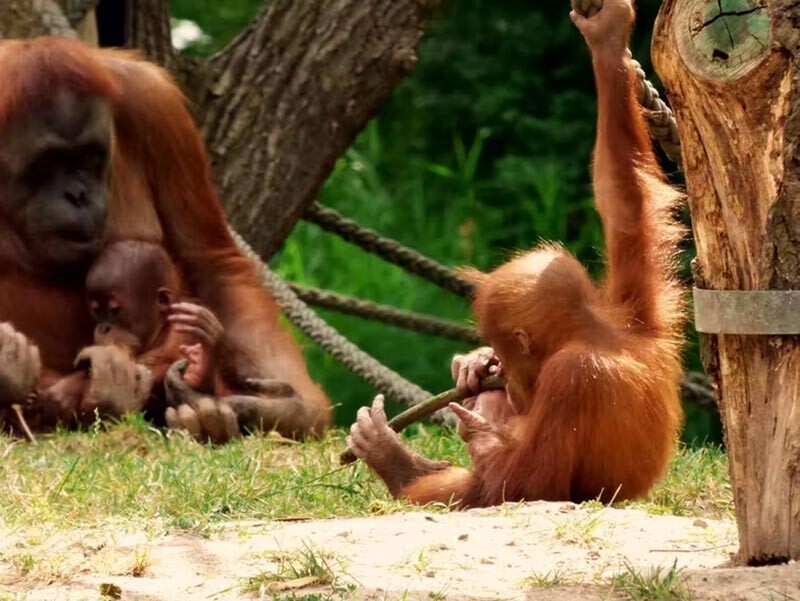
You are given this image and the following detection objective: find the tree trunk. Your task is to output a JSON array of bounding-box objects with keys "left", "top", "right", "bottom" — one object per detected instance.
[
  {"left": 0, "top": 0, "right": 75, "bottom": 37},
  {"left": 128, "top": 0, "right": 435, "bottom": 259},
  {"left": 653, "top": 0, "right": 800, "bottom": 565}
]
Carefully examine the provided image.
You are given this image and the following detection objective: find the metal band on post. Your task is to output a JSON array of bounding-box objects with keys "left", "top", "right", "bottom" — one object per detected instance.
[{"left": 693, "top": 288, "right": 800, "bottom": 334}]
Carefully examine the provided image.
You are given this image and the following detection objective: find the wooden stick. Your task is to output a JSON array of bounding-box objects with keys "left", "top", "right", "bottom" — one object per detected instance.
[
  {"left": 340, "top": 374, "right": 506, "bottom": 465},
  {"left": 12, "top": 404, "right": 36, "bottom": 444}
]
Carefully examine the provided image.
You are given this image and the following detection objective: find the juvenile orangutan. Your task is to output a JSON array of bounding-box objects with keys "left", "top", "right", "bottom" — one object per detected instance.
[{"left": 346, "top": 0, "right": 685, "bottom": 507}]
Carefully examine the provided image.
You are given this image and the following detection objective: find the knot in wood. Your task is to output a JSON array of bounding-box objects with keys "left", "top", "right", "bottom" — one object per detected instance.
[{"left": 677, "top": 0, "right": 770, "bottom": 81}]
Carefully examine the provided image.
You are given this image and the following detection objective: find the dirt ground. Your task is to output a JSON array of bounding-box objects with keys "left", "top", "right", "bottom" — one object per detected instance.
[{"left": 1, "top": 502, "right": 798, "bottom": 600}]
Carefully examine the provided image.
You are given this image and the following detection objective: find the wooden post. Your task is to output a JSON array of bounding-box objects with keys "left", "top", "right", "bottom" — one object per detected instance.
[{"left": 653, "top": 0, "right": 800, "bottom": 564}]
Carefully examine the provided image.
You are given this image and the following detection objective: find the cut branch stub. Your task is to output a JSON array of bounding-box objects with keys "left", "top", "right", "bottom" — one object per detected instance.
[{"left": 675, "top": 0, "right": 771, "bottom": 81}]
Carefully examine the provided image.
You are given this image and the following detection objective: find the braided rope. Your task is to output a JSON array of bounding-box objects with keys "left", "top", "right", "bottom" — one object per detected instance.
[
  {"left": 304, "top": 202, "right": 476, "bottom": 299},
  {"left": 291, "top": 283, "right": 482, "bottom": 344},
  {"left": 571, "top": 0, "right": 681, "bottom": 164},
  {"left": 631, "top": 58, "right": 682, "bottom": 164},
  {"left": 230, "top": 229, "right": 433, "bottom": 408}
]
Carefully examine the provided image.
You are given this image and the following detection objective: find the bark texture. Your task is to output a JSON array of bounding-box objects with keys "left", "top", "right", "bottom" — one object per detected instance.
[
  {"left": 654, "top": 0, "right": 800, "bottom": 565},
  {"left": 0, "top": 0, "right": 75, "bottom": 38},
  {"left": 129, "top": 0, "right": 435, "bottom": 258}
]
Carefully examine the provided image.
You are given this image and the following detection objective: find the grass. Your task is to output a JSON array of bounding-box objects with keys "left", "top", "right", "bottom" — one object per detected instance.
[
  {"left": 525, "top": 568, "right": 581, "bottom": 588},
  {"left": 0, "top": 416, "right": 468, "bottom": 533},
  {"left": 628, "top": 444, "right": 732, "bottom": 520},
  {"left": 0, "top": 416, "right": 731, "bottom": 534},
  {"left": 242, "top": 542, "right": 346, "bottom": 596},
  {"left": 553, "top": 503, "right": 611, "bottom": 547},
  {"left": 0, "top": 424, "right": 734, "bottom": 599},
  {"left": 610, "top": 560, "right": 692, "bottom": 601}
]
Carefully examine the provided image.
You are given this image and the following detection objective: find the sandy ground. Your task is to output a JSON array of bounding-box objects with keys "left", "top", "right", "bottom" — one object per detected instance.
[{"left": 1, "top": 502, "right": 798, "bottom": 600}]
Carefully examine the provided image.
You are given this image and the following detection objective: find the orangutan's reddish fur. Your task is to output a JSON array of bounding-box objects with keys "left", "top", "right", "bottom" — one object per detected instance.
[
  {"left": 0, "top": 38, "right": 331, "bottom": 434},
  {"left": 400, "top": 51, "right": 685, "bottom": 506}
]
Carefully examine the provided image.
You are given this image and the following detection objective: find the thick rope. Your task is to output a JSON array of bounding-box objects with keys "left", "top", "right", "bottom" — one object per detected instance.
[
  {"left": 631, "top": 58, "right": 682, "bottom": 164},
  {"left": 230, "top": 229, "right": 432, "bottom": 408},
  {"left": 571, "top": 0, "right": 681, "bottom": 164},
  {"left": 290, "top": 283, "right": 482, "bottom": 344},
  {"left": 304, "top": 202, "right": 476, "bottom": 299}
]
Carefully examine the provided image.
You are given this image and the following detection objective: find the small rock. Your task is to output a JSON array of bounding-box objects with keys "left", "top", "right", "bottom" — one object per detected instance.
[
  {"left": 425, "top": 571, "right": 436, "bottom": 578},
  {"left": 560, "top": 503, "right": 577, "bottom": 512},
  {"left": 458, "top": 534, "right": 469, "bottom": 541},
  {"left": 693, "top": 519, "right": 708, "bottom": 529}
]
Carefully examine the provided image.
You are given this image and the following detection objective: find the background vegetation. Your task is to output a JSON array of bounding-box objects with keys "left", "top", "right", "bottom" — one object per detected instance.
[{"left": 171, "top": 0, "right": 720, "bottom": 442}]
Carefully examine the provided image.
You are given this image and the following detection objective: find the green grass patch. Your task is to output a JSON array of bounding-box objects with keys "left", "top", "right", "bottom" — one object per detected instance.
[
  {"left": 628, "top": 444, "right": 732, "bottom": 520},
  {"left": 525, "top": 568, "right": 582, "bottom": 589},
  {"left": 241, "top": 541, "right": 353, "bottom": 598},
  {"left": 610, "top": 560, "right": 692, "bottom": 601},
  {"left": 0, "top": 416, "right": 730, "bottom": 533}
]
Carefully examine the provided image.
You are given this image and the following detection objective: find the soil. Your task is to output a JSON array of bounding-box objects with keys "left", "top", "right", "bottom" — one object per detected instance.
[{"left": 1, "top": 502, "right": 798, "bottom": 600}]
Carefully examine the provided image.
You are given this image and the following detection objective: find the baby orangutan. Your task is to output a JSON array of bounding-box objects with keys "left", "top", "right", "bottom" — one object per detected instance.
[
  {"left": 347, "top": 0, "right": 686, "bottom": 507},
  {"left": 74, "top": 240, "right": 314, "bottom": 439},
  {"left": 37, "top": 240, "right": 222, "bottom": 424}
]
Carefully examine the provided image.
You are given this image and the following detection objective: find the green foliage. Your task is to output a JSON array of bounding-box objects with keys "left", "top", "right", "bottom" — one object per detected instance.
[
  {"left": 170, "top": 0, "right": 261, "bottom": 55},
  {"left": 170, "top": 1, "right": 719, "bottom": 440},
  {"left": 0, "top": 418, "right": 730, "bottom": 531}
]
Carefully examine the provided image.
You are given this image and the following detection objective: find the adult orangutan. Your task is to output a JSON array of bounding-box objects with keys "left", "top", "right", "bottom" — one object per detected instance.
[
  {"left": 37, "top": 239, "right": 315, "bottom": 440},
  {"left": 347, "top": 0, "right": 685, "bottom": 506},
  {"left": 0, "top": 37, "right": 331, "bottom": 439}
]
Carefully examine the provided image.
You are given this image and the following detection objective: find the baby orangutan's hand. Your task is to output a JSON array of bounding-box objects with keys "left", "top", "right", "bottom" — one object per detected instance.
[{"left": 450, "top": 402, "right": 506, "bottom": 468}]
